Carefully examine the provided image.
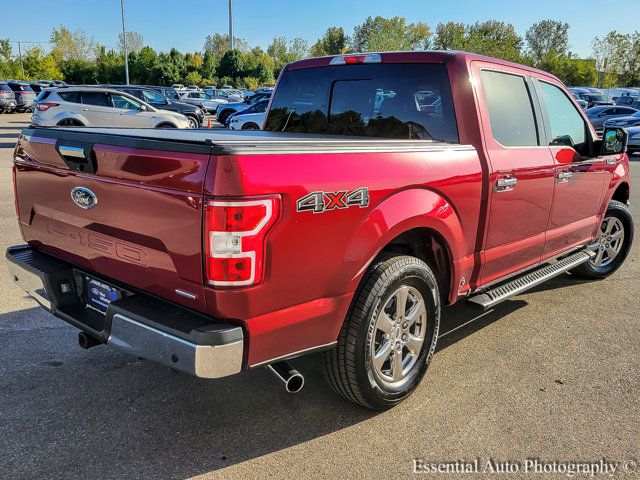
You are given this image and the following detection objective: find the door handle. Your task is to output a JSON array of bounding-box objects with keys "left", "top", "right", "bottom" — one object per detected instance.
[
  {"left": 495, "top": 177, "right": 517, "bottom": 192},
  {"left": 557, "top": 171, "right": 573, "bottom": 183},
  {"left": 81, "top": 108, "right": 89, "bottom": 111}
]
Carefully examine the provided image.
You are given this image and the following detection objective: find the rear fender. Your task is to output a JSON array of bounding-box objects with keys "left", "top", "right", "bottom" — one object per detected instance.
[{"left": 338, "top": 188, "right": 466, "bottom": 301}]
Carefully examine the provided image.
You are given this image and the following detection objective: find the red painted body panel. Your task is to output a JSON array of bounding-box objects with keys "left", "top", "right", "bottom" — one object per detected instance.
[
  {"left": 14, "top": 137, "right": 210, "bottom": 311},
  {"left": 12, "top": 51, "right": 632, "bottom": 369}
]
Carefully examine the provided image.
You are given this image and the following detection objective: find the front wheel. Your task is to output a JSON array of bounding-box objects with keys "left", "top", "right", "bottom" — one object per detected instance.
[
  {"left": 186, "top": 116, "right": 199, "bottom": 129},
  {"left": 324, "top": 254, "right": 440, "bottom": 410},
  {"left": 571, "top": 200, "right": 634, "bottom": 279}
]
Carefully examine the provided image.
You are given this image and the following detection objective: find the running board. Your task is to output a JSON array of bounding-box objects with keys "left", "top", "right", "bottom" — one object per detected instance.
[{"left": 467, "top": 250, "right": 595, "bottom": 311}]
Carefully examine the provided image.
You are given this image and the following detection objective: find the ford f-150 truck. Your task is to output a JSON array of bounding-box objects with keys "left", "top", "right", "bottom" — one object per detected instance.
[{"left": 7, "top": 51, "right": 634, "bottom": 409}]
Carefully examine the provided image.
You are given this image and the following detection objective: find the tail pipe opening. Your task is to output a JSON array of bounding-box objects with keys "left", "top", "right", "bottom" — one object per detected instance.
[{"left": 267, "top": 361, "right": 305, "bottom": 393}]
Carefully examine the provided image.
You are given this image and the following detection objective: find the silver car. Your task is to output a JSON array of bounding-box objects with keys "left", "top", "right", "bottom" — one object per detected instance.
[
  {"left": 32, "top": 87, "right": 190, "bottom": 128},
  {"left": 179, "top": 91, "right": 228, "bottom": 114},
  {"left": 204, "top": 88, "right": 243, "bottom": 103}
]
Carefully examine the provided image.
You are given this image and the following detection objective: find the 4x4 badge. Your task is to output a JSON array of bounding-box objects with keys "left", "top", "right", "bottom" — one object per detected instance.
[{"left": 297, "top": 187, "right": 369, "bottom": 214}]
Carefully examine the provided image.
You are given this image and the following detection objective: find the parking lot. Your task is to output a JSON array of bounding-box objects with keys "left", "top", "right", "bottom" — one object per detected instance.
[{"left": 0, "top": 113, "right": 639, "bottom": 479}]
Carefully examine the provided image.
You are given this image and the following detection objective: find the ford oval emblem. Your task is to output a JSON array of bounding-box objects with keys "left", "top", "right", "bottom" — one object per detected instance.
[{"left": 70, "top": 187, "right": 97, "bottom": 209}]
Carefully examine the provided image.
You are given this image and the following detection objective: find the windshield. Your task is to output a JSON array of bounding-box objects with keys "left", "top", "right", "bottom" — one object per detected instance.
[{"left": 264, "top": 63, "right": 458, "bottom": 142}]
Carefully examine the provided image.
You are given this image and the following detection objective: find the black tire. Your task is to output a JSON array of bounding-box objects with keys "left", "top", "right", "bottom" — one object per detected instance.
[
  {"left": 241, "top": 122, "right": 260, "bottom": 130},
  {"left": 57, "top": 119, "right": 84, "bottom": 127},
  {"left": 571, "top": 200, "right": 634, "bottom": 279},
  {"left": 155, "top": 122, "right": 177, "bottom": 129},
  {"left": 217, "top": 110, "right": 232, "bottom": 125},
  {"left": 324, "top": 254, "right": 441, "bottom": 410}
]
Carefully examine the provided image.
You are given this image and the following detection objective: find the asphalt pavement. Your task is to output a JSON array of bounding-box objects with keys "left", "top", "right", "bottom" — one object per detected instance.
[{"left": 0, "top": 113, "right": 638, "bottom": 480}]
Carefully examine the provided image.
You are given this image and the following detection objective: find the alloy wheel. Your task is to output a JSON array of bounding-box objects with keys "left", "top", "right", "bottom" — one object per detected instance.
[
  {"left": 370, "top": 285, "right": 427, "bottom": 387},
  {"left": 592, "top": 217, "right": 625, "bottom": 267}
]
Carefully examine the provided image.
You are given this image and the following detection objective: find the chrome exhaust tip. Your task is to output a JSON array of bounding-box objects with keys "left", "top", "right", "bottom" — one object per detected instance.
[{"left": 267, "top": 361, "right": 305, "bottom": 393}]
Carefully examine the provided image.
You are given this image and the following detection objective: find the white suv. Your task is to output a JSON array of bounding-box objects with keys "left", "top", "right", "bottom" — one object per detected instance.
[{"left": 32, "top": 87, "right": 191, "bottom": 129}]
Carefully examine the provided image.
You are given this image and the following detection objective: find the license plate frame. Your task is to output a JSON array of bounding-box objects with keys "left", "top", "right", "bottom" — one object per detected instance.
[{"left": 84, "top": 275, "right": 122, "bottom": 316}]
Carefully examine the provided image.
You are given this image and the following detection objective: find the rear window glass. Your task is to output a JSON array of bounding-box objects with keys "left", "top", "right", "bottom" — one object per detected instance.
[
  {"left": 9, "top": 83, "right": 34, "bottom": 92},
  {"left": 59, "top": 91, "right": 82, "bottom": 103},
  {"left": 0, "top": 84, "right": 12, "bottom": 92},
  {"left": 81, "top": 92, "right": 111, "bottom": 107},
  {"left": 264, "top": 63, "right": 459, "bottom": 142},
  {"left": 35, "top": 90, "right": 51, "bottom": 102}
]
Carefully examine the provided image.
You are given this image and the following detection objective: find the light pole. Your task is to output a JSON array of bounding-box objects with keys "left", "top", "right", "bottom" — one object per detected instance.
[
  {"left": 228, "top": 0, "right": 234, "bottom": 50},
  {"left": 120, "top": 0, "right": 130, "bottom": 84}
]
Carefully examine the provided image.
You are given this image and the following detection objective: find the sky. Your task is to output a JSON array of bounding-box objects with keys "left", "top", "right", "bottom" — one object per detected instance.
[{"left": 3, "top": 0, "right": 639, "bottom": 57}]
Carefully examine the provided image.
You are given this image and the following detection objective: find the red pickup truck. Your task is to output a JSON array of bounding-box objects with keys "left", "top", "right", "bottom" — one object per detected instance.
[{"left": 7, "top": 51, "right": 634, "bottom": 409}]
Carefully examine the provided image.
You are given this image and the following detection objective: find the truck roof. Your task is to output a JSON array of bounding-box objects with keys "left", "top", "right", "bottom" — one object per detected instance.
[{"left": 286, "top": 50, "right": 560, "bottom": 83}]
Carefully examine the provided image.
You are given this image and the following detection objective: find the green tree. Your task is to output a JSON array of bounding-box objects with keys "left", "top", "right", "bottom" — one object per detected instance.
[
  {"left": 60, "top": 59, "right": 98, "bottom": 84},
  {"left": 157, "top": 52, "right": 181, "bottom": 85},
  {"left": 465, "top": 21, "right": 523, "bottom": 62},
  {"left": 525, "top": 20, "right": 570, "bottom": 66},
  {"left": 117, "top": 31, "right": 144, "bottom": 54},
  {"left": 129, "top": 46, "right": 160, "bottom": 84},
  {"left": 50, "top": 26, "right": 96, "bottom": 61},
  {"left": 433, "top": 22, "right": 466, "bottom": 50},
  {"left": 217, "top": 49, "right": 245, "bottom": 79},
  {"left": 310, "top": 27, "right": 347, "bottom": 56},
  {"left": 0, "top": 39, "right": 19, "bottom": 78},
  {"left": 203, "top": 33, "right": 250, "bottom": 62},
  {"left": 96, "top": 47, "right": 125, "bottom": 84},
  {"left": 184, "top": 71, "right": 203, "bottom": 86},
  {"left": 267, "top": 36, "right": 309, "bottom": 74},
  {"left": 351, "top": 16, "right": 431, "bottom": 52},
  {"left": 202, "top": 50, "right": 217, "bottom": 79},
  {"left": 592, "top": 31, "right": 640, "bottom": 87},
  {"left": 22, "top": 47, "right": 63, "bottom": 80}
]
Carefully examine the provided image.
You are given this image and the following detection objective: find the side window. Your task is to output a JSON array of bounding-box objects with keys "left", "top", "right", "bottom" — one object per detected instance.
[
  {"left": 58, "top": 91, "right": 81, "bottom": 103},
  {"left": 142, "top": 89, "right": 165, "bottom": 103},
  {"left": 539, "top": 81, "right": 586, "bottom": 148},
  {"left": 480, "top": 70, "right": 539, "bottom": 147},
  {"left": 81, "top": 92, "right": 111, "bottom": 107},
  {"left": 127, "top": 89, "right": 144, "bottom": 101},
  {"left": 255, "top": 101, "right": 267, "bottom": 113},
  {"left": 111, "top": 94, "right": 143, "bottom": 110}
]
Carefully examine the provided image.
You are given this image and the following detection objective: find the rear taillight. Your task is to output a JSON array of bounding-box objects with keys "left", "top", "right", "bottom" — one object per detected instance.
[
  {"left": 330, "top": 53, "right": 382, "bottom": 65},
  {"left": 35, "top": 102, "right": 59, "bottom": 111},
  {"left": 205, "top": 197, "right": 280, "bottom": 287}
]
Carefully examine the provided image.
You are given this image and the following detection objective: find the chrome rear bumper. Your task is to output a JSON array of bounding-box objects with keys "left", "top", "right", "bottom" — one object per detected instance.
[{"left": 6, "top": 245, "right": 244, "bottom": 379}]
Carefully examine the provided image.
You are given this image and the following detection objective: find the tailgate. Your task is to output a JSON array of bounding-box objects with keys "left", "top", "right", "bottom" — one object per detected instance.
[{"left": 13, "top": 128, "right": 213, "bottom": 312}]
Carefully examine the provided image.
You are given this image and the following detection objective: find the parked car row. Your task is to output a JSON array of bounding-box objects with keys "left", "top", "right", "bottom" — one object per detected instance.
[
  {"left": 586, "top": 105, "right": 640, "bottom": 132},
  {"left": 32, "top": 87, "right": 191, "bottom": 129},
  {"left": 0, "top": 80, "right": 68, "bottom": 113}
]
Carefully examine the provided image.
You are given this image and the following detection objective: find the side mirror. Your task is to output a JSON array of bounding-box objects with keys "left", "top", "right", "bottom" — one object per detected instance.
[
  {"left": 140, "top": 104, "right": 148, "bottom": 111},
  {"left": 602, "top": 127, "right": 627, "bottom": 155}
]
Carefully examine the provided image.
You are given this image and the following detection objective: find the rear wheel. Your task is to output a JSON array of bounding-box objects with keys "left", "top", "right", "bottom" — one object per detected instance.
[
  {"left": 241, "top": 122, "right": 260, "bottom": 130},
  {"left": 571, "top": 200, "right": 634, "bottom": 279},
  {"left": 57, "top": 119, "right": 84, "bottom": 127},
  {"left": 324, "top": 254, "right": 440, "bottom": 410}
]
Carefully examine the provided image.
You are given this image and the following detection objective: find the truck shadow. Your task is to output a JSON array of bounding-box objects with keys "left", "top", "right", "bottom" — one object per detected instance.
[{"left": 1, "top": 298, "right": 528, "bottom": 480}]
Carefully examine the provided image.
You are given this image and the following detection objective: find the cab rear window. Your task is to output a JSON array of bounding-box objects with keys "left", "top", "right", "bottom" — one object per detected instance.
[{"left": 264, "top": 63, "right": 458, "bottom": 142}]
